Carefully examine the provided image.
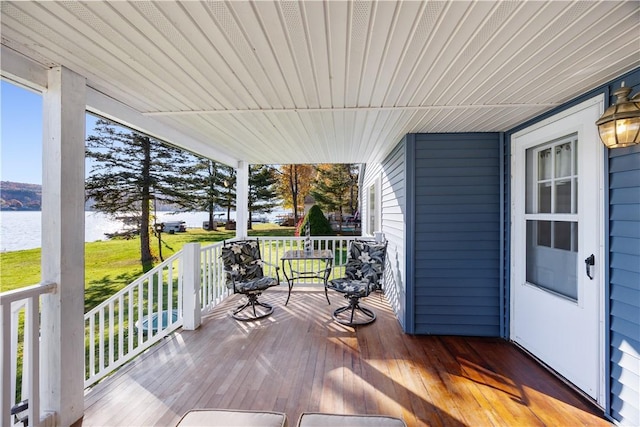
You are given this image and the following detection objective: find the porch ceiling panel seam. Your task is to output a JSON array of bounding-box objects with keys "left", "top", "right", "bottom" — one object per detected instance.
[
  {"left": 225, "top": 0, "right": 293, "bottom": 109},
  {"left": 280, "top": 0, "right": 321, "bottom": 108},
  {"left": 248, "top": 0, "right": 306, "bottom": 109},
  {"left": 85, "top": 1, "right": 219, "bottom": 111},
  {"left": 155, "top": 1, "right": 251, "bottom": 110},
  {"left": 428, "top": 0, "right": 523, "bottom": 107},
  {"left": 377, "top": 1, "right": 429, "bottom": 107},
  {"left": 508, "top": 9, "right": 640, "bottom": 105},
  {"left": 390, "top": 1, "right": 442, "bottom": 108},
  {"left": 117, "top": 1, "right": 232, "bottom": 111},
  {"left": 55, "top": 2, "right": 205, "bottom": 112},
  {"left": 481, "top": 1, "right": 605, "bottom": 105}
]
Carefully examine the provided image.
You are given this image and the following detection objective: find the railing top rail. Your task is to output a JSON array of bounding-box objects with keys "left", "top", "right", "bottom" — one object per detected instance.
[
  {"left": 201, "top": 240, "right": 226, "bottom": 251},
  {"left": 84, "top": 250, "right": 183, "bottom": 317},
  {"left": 0, "top": 281, "right": 56, "bottom": 305},
  {"left": 201, "top": 235, "right": 359, "bottom": 250}
]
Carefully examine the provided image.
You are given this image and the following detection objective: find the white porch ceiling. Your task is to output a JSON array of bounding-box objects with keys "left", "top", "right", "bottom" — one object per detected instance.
[{"left": 1, "top": 1, "right": 639, "bottom": 166}]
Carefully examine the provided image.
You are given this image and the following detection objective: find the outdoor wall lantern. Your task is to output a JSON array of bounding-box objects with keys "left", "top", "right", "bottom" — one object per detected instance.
[{"left": 596, "top": 84, "right": 640, "bottom": 149}]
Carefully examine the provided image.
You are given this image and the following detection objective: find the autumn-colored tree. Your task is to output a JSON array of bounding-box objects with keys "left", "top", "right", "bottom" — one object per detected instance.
[{"left": 276, "top": 164, "right": 315, "bottom": 222}]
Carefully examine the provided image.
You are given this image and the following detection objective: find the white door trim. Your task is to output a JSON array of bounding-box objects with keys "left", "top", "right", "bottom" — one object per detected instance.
[{"left": 510, "top": 95, "right": 606, "bottom": 406}]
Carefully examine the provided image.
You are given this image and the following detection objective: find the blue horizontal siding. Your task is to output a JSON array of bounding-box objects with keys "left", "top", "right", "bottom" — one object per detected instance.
[
  {"left": 416, "top": 250, "right": 498, "bottom": 260},
  {"left": 411, "top": 133, "right": 501, "bottom": 337},
  {"left": 610, "top": 188, "right": 640, "bottom": 204},
  {"left": 609, "top": 132, "right": 640, "bottom": 425},
  {"left": 609, "top": 169, "right": 640, "bottom": 188},
  {"left": 416, "top": 204, "right": 498, "bottom": 214}
]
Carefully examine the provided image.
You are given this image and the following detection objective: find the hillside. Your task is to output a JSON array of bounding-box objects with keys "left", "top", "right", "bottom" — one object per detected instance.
[
  {"left": 1, "top": 181, "right": 182, "bottom": 212},
  {"left": 1, "top": 181, "right": 41, "bottom": 210}
]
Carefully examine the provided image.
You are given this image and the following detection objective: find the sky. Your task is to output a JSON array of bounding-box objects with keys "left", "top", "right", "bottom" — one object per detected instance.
[
  {"left": 1, "top": 80, "right": 43, "bottom": 185},
  {"left": 1, "top": 80, "right": 100, "bottom": 185}
]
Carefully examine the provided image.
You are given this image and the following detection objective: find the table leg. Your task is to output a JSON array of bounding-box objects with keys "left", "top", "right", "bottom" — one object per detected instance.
[
  {"left": 323, "top": 259, "right": 332, "bottom": 305},
  {"left": 283, "top": 258, "right": 294, "bottom": 306}
]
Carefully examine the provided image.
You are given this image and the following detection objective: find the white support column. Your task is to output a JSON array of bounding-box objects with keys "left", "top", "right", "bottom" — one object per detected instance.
[
  {"left": 235, "top": 161, "right": 249, "bottom": 239},
  {"left": 40, "top": 66, "right": 86, "bottom": 426},
  {"left": 182, "top": 243, "right": 201, "bottom": 330}
]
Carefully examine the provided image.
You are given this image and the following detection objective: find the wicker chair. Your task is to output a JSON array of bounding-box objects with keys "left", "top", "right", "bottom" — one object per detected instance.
[
  {"left": 220, "top": 239, "right": 280, "bottom": 321},
  {"left": 327, "top": 239, "right": 387, "bottom": 326}
]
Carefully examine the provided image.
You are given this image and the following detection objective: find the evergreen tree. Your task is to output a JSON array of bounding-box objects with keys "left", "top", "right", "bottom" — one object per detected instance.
[
  {"left": 248, "top": 165, "right": 279, "bottom": 229},
  {"left": 86, "top": 119, "right": 193, "bottom": 269},
  {"left": 187, "top": 158, "right": 227, "bottom": 230},
  {"left": 310, "top": 164, "right": 359, "bottom": 232},
  {"left": 300, "top": 204, "right": 333, "bottom": 236}
]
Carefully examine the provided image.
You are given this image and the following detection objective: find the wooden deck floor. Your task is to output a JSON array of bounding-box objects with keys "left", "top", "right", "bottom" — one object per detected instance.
[{"left": 79, "top": 286, "right": 610, "bottom": 427}]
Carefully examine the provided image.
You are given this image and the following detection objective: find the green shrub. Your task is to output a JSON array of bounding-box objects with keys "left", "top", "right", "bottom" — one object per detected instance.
[{"left": 300, "top": 205, "right": 333, "bottom": 236}]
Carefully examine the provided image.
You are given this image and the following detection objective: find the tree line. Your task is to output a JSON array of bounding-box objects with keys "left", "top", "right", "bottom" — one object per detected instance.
[{"left": 85, "top": 119, "right": 358, "bottom": 269}]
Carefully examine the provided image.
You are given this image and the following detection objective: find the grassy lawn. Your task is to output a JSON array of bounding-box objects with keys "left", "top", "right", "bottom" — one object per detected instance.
[{"left": 1, "top": 223, "right": 295, "bottom": 311}]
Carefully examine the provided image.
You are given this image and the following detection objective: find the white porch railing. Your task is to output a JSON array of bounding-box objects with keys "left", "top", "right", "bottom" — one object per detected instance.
[
  {"left": 84, "top": 251, "right": 185, "bottom": 388},
  {"left": 198, "top": 236, "right": 358, "bottom": 314},
  {"left": 2, "top": 236, "right": 361, "bottom": 407},
  {"left": 1, "top": 282, "right": 57, "bottom": 427},
  {"left": 253, "top": 236, "right": 358, "bottom": 281}
]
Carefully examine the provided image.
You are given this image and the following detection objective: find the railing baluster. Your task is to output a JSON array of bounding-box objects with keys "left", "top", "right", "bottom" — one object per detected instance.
[
  {"left": 137, "top": 282, "right": 144, "bottom": 347},
  {"left": 158, "top": 269, "right": 164, "bottom": 332},
  {"left": 99, "top": 308, "right": 105, "bottom": 372},
  {"left": 118, "top": 295, "right": 124, "bottom": 360},
  {"left": 168, "top": 262, "right": 174, "bottom": 327},
  {"left": 108, "top": 301, "right": 114, "bottom": 366},
  {"left": 26, "top": 296, "right": 39, "bottom": 427},
  {"left": 9, "top": 302, "right": 21, "bottom": 409},
  {"left": 127, "top": 288, "right": 134, "bottom": 355},
  {"left": 148, "top": 277, "right": 154, "bottom": 338},
  {"left": 205, "top": 248, "right": 211, "bottom": 308},
  {"left": 178, "top": 255, "right": 182, "bottom": 317},
  {"left": 2, "top": 302, "right": 12, "bottom": 427},
  {"left": 89, "top": 314, "right": 95, "bottom": 377}
]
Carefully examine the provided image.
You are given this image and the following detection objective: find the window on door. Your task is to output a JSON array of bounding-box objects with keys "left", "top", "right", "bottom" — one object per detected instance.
[{"left": 525, "top": 134, "right": 579, "bottom": 300}]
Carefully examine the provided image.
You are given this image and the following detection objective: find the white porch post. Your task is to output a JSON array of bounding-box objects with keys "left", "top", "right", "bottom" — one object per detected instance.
[
  {"left": 40, "top": 66, "right": 86, "bottom": 426},
  {"left": 236, "top": 161, "right": 249, "bottom": 239},
  {"left": 182, "top": 243, "right": 201, "bottom": 330}
]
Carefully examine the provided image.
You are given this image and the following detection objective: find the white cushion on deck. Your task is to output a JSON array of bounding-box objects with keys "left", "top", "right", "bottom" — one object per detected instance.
[
  {"left": 296, "top": 413, "right": 406, "bottom": 427},
  {"left": 177, "top": 409, "right": 288, "bottom": 427}
]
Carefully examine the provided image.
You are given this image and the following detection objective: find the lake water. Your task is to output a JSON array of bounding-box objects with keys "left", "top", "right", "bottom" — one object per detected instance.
[{"left": 0, "top": 210, "right": 288, "bottom": 252}]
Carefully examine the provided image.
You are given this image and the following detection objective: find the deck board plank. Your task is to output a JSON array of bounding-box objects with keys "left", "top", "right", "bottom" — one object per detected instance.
[{"left": 79, "top": 287, "right": 610, "bottom": 427}]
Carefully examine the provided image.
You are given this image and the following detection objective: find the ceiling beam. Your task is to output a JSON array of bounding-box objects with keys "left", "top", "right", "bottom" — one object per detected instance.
[
  {"left": 0, "top": 45, "right": 49, "bottom": 92},
  {"left": 86, "top": 88, "right": 239, "bottom": 167},
  {"left": 143, "top": 103, "right": 561, "bottom": 116}
]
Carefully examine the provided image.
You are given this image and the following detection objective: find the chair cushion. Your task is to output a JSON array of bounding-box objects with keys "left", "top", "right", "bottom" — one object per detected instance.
[
  {"left": 330, "top": 240, "right": 388, "bottom": 296},
  {"left": 233, "top": 276, "right": 279, "bottom": 293},
  {"left": 328, "top": 277, "right": 371, "bottom": 297},
  {"left": 177, "top": 409, "right": 288, "bottom": 427},
  {"left": 297, "top": 412, "right": 406, "bottom": 427},
  {"left": 221, "top": 240, "right": 265, "bottom": 288}
]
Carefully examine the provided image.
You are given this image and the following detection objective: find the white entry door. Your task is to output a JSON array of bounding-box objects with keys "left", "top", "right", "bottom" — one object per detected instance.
[{"left": 511, "top": 96, "right": 604, "bottom": 405}]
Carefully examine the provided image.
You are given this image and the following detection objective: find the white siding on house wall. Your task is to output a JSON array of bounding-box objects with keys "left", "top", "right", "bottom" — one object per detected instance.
[{"left": 363, "top": 141, "right": 407, "bottom": 329}]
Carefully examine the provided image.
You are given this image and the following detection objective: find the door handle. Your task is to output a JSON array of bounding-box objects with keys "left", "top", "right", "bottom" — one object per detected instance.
[{"left": 585, "top": 254, "right": 595, "bottom": 280}]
